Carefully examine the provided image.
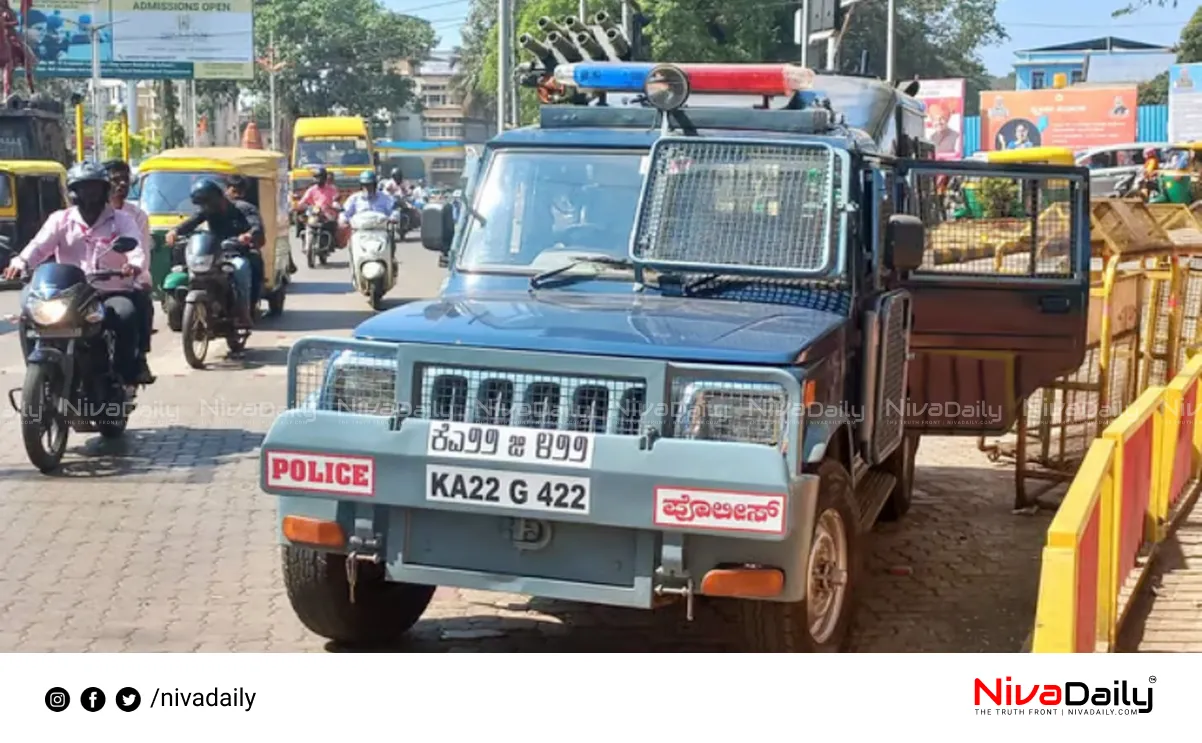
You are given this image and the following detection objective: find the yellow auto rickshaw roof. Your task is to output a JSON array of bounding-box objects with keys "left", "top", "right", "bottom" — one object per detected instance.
[
  {"left": 984, "top": 147, "right": 1077, "bottom": 165},
  {"left": 1169, "top": 142, "right": 1202, "bottom": 151},
  {"left": 0, "top": 160, "right": 67, "bottom": 176},
  {"left": 292, "top": 117, "right": 369, "bottom": 138},
  {"left": 138, "top": 147, "right": 286, "bottom": 178}
]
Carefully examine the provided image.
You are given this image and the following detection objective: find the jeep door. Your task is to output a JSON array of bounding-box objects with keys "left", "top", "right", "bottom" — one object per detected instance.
[{"left": 896, "top": 160, "right": 1091, "bottom": 434}]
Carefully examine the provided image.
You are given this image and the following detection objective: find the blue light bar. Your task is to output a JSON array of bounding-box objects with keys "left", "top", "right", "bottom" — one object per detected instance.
[{"left": 553, "top": 62, "right": 655, "bottom": 91}]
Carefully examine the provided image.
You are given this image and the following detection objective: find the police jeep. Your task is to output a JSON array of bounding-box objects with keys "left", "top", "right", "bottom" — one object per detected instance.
[{"left": 258, "top": 61, "right": 1091, "bottom": 651}]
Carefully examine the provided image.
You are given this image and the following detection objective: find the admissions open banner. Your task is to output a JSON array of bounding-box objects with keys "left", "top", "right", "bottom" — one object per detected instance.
[
  {"left": 19, "top": 0, "right": 253, "bottom": 80},
  {"left": 979, "top": 87, "right": 1137, "bottom": 151},
  {"left": 914, "top": 79, "right": 965, "bottom": 160},
  {"left": 1169, "top": 63, "right": 1202, "bottom": 142}
]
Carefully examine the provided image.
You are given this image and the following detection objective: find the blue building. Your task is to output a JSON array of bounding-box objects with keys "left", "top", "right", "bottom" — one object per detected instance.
[{"left": 1013, "top": 37, "right": 1175, "bottom": 90}]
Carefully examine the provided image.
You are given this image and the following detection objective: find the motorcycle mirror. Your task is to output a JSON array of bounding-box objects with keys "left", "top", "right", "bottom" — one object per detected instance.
[{"left": 112, "top": 236, "right": 139, "bottom": 253}]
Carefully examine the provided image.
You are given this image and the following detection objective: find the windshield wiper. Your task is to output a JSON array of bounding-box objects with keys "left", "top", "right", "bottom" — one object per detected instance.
[{"left": 528, "top": 255, "right": 634, "bottom": 289}]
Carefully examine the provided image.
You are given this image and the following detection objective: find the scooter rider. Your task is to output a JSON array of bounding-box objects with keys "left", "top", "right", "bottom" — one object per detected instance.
[
  {"left": 341, "top": 170, "right": 399, "bottom": 260},
  {"left": 164, "top": 179, "right": 262, "bottom": 328},
  {"left": 104, "top": 159, "right": 155, "bottom": 381},
  {"left": 224, "top": 175, "right": 267, "bottom": 314},
  {"left": 1, "top": 162, "right": 153, "bottom": 386}
]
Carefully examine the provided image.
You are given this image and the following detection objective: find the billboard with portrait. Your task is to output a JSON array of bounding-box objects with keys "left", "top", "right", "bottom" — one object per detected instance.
[
  {"left": 1169, "top": 63, "right": 1202, "bottom": 142},
  {"left": 19, "top": 0, "right": 253, "bottom": 80},
  {"left": 914, "top": 78, "right": 965, "bottom": 160},
  {"left": 979, "top": 87, "right": 1137, "bottom": 151}
]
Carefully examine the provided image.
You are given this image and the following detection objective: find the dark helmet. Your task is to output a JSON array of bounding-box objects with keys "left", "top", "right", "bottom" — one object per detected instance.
[
  {"left": 66, "top": 161, "right": 110, "bottom": 193},
  {"left": 312, "top": 166, "right": 328, "bottom": 181},
  {"left": 190, "top": 178, "right": 225, "bottom": 208},
  {"left": 389, "top": 167, "right": 403, "bottom": 182},
  {"left": 359, "top": 170, "right": 377, "bottom": 186}
]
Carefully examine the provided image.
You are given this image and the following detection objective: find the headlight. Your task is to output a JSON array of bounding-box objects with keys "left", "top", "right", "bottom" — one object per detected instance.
[
  {"left": 327, "top": 356, "right": 396, "bottom": 415},
  {"left": 675, "top": 381, "right": 789, "bottom": 447},
  {"left": 28, "top": 297, "right": 70, "bottom": 326},
  {"left": 360, "top": 261, "right": 385, "bottom": 279}
]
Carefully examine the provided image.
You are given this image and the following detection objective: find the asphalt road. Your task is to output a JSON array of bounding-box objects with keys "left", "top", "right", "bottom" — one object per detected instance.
[{"left": 0, "top": 236, "right": 1053, "bottom": 652}]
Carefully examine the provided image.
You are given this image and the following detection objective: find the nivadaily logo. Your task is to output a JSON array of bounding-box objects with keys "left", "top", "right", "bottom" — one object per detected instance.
[{"left": 974, "top": 676, "right": 1154, "bottom": 715}]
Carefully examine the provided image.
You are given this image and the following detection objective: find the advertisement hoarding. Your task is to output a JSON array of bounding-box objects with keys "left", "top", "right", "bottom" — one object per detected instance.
[
  {"left": 979, "top": 87, "right": 1138, "bottom": 151},
  {"left": 1169, "top": 63, "right": 1202, "bottom": 142},
  {"left": 20, "top": 0, "right": 253, "bottom": 80},
  {"left": 914, "top": 78, "right": 965, "bottom": 160}
]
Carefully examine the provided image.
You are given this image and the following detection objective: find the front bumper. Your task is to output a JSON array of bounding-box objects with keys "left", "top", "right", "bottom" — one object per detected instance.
[{"left": 259, "top": 338, "right": 818, "bottom": 609}]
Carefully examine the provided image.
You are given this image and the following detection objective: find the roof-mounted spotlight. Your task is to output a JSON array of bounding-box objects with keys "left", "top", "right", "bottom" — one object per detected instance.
[{"left": 644, "top": 64, "right": 690, "bottom": 111}]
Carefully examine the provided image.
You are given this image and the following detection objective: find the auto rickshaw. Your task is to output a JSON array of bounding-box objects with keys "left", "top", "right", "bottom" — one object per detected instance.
[
  {"left": 0, "top": 161, "right": 68, "bottom": 281},
  {"left": 959, "top": 147, "right": 1076, "bottom": 218},
  {"left": 130, "top": 147, "right": 292, "bottom": 331},
  {"left": 1156, "top": 143, "right": 1202, "bottom": 205}
]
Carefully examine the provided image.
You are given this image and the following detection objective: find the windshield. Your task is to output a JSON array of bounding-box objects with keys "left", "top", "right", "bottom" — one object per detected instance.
[
  {"left": 131, "top": 171, "right": 226, "bottom": 215},
  {"left": 457, "top": 150, "right": 644, "bottom": 272},
  {"left": 295, "top": 137, "right": 372, "bottom": 167}
]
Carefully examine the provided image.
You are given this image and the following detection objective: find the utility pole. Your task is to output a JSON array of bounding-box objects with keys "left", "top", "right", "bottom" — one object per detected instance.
[
  {"left": 578, "top": 0, "right": 586, "bottom": 19},
  {"left": 257, "top": 29, "right": 287, "bottom": 150},
  {"left": 799, "top": 0, "right": 809, "bottom": 65},
  {"left": 621, "top": 0, "right": 630, "bottom": 38},
  {"left": 88, "top": 0, "right": 103, "bottom": 162},
  {"left": 885, "top": 0, "right": 895, "bottom": 82},
  {"left": 497, "top": 0, "right": 511, "bottom": 132}
]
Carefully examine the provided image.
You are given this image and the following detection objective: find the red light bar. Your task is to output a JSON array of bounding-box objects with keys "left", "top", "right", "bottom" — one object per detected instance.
[{"left": 674, "top": 64, "right": 816, "bottom": 96}]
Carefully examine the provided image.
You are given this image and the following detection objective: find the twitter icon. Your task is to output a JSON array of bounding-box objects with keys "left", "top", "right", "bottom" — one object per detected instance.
[{"left": 116, "top": 687, "right": 141, "bottom": 712}]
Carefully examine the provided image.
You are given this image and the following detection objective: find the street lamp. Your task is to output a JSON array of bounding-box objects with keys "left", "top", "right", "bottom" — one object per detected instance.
[
  {"left": 254, "top": 0, "right": 285, "bottom": 150},
  {"left": 87, "top": 1, "right": 125, "bottom": 162}
]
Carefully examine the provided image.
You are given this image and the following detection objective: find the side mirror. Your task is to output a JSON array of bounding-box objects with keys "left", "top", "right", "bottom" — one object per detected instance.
[
  {"left": 111, "top": 236, "right": 139, "bottom": 253},
  {"left": 421, "top": 202, "right": 455, "bottom": 253},
  {"left": 884, "top": 214, "right": 925, "bottom": 274}
]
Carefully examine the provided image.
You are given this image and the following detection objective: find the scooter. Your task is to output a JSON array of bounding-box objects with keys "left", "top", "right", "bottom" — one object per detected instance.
[{"left": 347, "top": 210, "right": 398, "bottom": 311}]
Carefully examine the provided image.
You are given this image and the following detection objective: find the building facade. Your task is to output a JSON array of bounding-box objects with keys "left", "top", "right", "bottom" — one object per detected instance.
[{"left": 1012, "top": 37, "right": 1175, "bottom": 90}]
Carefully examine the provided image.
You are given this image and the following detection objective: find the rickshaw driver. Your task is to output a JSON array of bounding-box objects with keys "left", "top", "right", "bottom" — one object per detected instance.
[
  {"left": 164, "top": 179, "right": 263, "bottom": 328},
  {"left": 104, "top": 159, "right": 155, "bottom": 380},
  {"left": 1, "top": 163, "right": 153, "bottom": 386}
]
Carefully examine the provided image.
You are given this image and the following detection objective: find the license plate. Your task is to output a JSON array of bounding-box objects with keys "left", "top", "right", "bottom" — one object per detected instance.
[
  {"left": 426, "top": 421, "right": 594, "bottom": 469},
  {"left": 426, "top": 465, "right": 590, "bottom": 515}
]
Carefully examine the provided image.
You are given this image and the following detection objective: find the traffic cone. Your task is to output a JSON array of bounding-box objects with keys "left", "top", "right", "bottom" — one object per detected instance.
[{"left": 242, "top": 121, "right": 263, "bottom": 149}]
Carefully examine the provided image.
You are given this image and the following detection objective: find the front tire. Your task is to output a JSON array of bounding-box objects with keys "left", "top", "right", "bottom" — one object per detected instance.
[
  {"left": 737, "top": 459, "right": 860, "bottom": 652},
  {"left": 267, "top": 283, "right": 286, "bottom": 316},
  {"left": 369, "top": 277, "right": 384, "bottom": 310},
  {"left": 283, "top": 546, "right": 435, "bottom": 647},
  {"left": 164, "top": 294, "right": 184, "bottom": 332},
  {"left": 305, "top": 232, "right": 316, "bottom": 269},
  {"left": 181, "top": 303, "right": 209, "bottom": 369},
  {"left": 20, "top": 363, "right": 69, "bottom": 474}
]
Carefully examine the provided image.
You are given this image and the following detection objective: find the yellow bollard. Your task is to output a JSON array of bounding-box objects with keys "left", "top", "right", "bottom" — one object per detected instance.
[
  {"left": 74, "top": 104, "right": 85, "bottom": 163},
  {"left": 120, "top": 111, "right": 130, "bottom": 162}
]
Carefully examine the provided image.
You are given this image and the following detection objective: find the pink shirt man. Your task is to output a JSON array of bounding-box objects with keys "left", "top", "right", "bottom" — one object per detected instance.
[
  {"left": 298, "top": 182, "right": 340, "bottom": 220},
  {"left": 118, "top": 200, "right": 152, "bottom": 289},
  {"left": 13, "top": 206, "right": 147, "bottom": 295}
]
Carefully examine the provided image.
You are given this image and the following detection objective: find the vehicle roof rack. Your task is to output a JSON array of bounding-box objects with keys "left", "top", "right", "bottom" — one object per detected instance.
[{"left": 538, "top": 104, "right": 833, "bottom": 135}]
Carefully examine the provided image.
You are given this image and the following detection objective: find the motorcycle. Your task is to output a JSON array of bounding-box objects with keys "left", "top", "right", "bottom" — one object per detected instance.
[
  {"left": 179, "top": 233, "right": 252, "bottom": 369},
  {"left": 1109, "top": 172, "right": 1139, "bottom": 199},
  {"left": 302, "top": 205, "right": 338, "bottom": 268},
  {"left": 6, "top": 236, "right": 144, "bottom": 473},
  {"left": 348, "top": 210, "right": 398, "bottom": 311}
]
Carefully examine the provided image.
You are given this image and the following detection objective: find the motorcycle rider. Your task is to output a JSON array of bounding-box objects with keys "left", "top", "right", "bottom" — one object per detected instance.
[
  {"left": 164, "top": 179, "right": 262, "bottom": 328},
  {"left": 224, "top": 175, "right": 267, "bottom": 314},
  {"left": 341, "top": 170, "right": 400, "bottom": 260},
  {"left": 104, "top": 159, "right": 155, "bottom": 382},
  {"left": 2, "top": 162, "right": 152, "bottom": 386},
  {"left": 295, "top": 166, "right": 342, "bottom": 249},
  {"left": 378, "top": 167, "right": 404, "bottom": 197}
]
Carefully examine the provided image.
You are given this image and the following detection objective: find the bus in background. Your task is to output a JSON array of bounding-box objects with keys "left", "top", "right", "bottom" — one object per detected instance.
[{"left": 288, "top": 117, "right": 377, "bottom": 210}]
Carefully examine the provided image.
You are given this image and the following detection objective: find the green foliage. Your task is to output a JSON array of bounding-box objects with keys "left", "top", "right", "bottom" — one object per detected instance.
[
  {"left": 1113, "top": 1, "right": 1178, "bottom": 17},
  {"left": 979, "top": 178, "right": 1018, "bottom": 218},
  {"left": 457, "top": 0, "right": 1008, "bottom": 126},
  {"left": 101, "top": 119, "right": 149, "bottom": 163},
  {"left": 1139, "top": 72, "right": 1169, "bottom": 105},
  {"left": 251, "top": 0, "right": 437, "bottom": 120},
  {"left": 1136, "top": 5, "right": 1202, "bottom": 105}
]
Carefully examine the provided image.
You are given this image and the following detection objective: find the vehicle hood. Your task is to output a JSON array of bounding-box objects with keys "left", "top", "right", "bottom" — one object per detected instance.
[{"left": 354, "top": 292, "right": 845, "bottom": 365}]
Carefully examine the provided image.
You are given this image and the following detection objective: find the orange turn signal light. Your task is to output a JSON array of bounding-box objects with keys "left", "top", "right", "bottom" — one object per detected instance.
[
  {"left": 282, "top": 516, "right": 345, "bottom": 547},
  {"left": 700, "top": 567, "right": 785, "bottom": 598}
]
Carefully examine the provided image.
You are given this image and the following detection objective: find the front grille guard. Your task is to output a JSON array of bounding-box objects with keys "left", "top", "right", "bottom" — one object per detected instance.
[{"left": 284, "top": 337, "right": 806, "bottom": 472}]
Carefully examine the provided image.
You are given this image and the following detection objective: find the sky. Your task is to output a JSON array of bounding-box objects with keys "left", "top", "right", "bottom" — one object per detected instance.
[{"left": 386, "top": 0, "right": 1197, "bottom": 76}]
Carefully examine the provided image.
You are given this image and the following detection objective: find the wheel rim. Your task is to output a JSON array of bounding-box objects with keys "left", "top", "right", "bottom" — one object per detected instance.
[
  {"left": 190, "top": 307, "right": 209, "bottom": 359},
  {"left": 806, "top": 507, "right": 849, "bottom": 645}
]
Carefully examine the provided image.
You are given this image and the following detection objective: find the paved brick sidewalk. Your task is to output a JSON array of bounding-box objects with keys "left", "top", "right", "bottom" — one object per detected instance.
[{"left": 1119, "top": 494, "right": 1202, "bottom": 652}]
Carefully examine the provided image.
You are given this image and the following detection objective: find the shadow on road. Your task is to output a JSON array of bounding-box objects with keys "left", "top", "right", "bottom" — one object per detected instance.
[
  {"left": 268, "top": 308, "right": 378, "bottom": 333},
  {"left": 0, "top": 424, "right": 262, "bottom": 481},
  {"left": 289, "top": 281, "right": 350, "bottom": 296}
]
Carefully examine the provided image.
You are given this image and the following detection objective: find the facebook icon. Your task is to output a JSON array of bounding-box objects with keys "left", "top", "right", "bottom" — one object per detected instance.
[{"left": 81, "top": 687, "right": 105, "bottom": 712}]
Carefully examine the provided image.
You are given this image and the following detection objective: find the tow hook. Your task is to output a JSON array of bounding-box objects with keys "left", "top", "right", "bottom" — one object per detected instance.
[
  {"left": 344, "top": 535, "right": 382, "bottom": 604},
  {"left": 654, "top": 578, "right": 695, "bottom": 622}
]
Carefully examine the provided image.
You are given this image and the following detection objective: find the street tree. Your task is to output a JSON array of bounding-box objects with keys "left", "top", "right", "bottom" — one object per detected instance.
[{"left": 1137, "top": 4, "right": 1202, "bottom": 104}]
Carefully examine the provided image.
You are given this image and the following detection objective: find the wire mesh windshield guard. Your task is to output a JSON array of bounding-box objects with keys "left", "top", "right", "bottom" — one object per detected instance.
[{"left": 630, "top": 137, "right": 838, "bottom": 276}]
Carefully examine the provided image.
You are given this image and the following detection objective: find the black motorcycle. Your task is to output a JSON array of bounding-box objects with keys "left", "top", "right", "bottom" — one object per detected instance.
[
  {"left": 180, "top": 233, "right": 252, "bottom": 369},
  {"left": 302, "top": 205, "right": 336, "bottom": 268},
  {"left": 6, "top": 237, "right": 143, "bottom": 473}
]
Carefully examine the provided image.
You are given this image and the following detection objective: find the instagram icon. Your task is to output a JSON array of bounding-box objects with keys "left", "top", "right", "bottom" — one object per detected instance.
[{"left": 44, "top": 687, "right": 70, "bottom": 711}]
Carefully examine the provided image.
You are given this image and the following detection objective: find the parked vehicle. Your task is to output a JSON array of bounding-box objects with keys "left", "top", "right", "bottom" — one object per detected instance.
[
  {"left": 257, "top": 60, "right": 1090, "bottom": 651},
  {"left": 7, "top": 238, "right": 144, "bottom": 473},
  {"left": 1109, "top": 171, "right": 1139, "bottom": 199},
  {"left": 131, "top": 147, "right": 292, "bottom": 328},
  {"left": 347, "top": 210, "right": 397, "bottom": 310},
  {"left": 1076, "top": 142, "right": 1168, "bottom": 200},
  {"left": 0, "top": 160, "right": 68, "bottom": 279},
  {"left": 178, "top": 233, "right": 252, "bottom": 369}
]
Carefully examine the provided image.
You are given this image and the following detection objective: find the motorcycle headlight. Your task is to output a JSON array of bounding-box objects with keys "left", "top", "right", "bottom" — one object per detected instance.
[
  {"left": 360, "top": 261, "right": 385, "bottom": 280},
  {"left": 326, "top": 355, "right": 397, "bottom": 416},
  {"left": 675, "top": 380, "right": 790, "bottom": 447},
  {"left": 28, "top": 297, "right": 70, "bottom": 326},
  {"left": 186, "top": 243, "right": 214, "bottom": 272}
]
